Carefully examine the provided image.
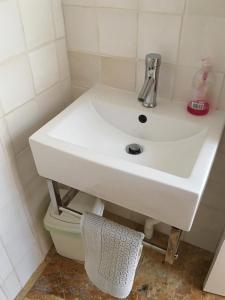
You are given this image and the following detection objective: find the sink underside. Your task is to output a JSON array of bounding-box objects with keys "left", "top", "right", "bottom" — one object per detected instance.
[{"left": 30, "top": 85, "right": 225, "bottom": 231}]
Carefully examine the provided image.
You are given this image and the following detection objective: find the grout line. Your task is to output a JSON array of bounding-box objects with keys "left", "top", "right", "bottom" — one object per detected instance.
[
  {"left": 63, "top": 4, "right": 185, "bottom": 17},
  {"left": 0, "top": 235, "right": 22, "bottom": 291}
]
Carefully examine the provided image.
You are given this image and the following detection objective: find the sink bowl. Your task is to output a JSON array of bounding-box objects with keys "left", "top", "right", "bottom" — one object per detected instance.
[{"left": 30, "top": 85, "right": 225, "bottom": 231}]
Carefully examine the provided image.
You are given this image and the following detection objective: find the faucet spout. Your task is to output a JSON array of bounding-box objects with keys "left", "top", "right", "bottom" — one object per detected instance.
[
  {"left": 138, "top": 53, "right": 161, "bottom": 108},
  {"left": 138, "top": 77, "right": 155, "bottom": 106}
]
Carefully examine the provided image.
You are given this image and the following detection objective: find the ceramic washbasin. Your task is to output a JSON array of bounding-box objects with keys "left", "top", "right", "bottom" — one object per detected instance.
[{"left": 30, "top": 85, "right": 225, "bottom": 231}]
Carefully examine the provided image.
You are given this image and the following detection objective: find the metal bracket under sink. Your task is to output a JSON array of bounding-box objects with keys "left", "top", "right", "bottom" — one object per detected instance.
[{"left": 47, "top": 179, "right": 182, "bottom": 265}]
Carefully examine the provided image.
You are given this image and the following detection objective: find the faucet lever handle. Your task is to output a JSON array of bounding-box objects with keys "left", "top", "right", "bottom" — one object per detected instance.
[{"left": 145, "top": 53, "right": 161, "bottom": 69}]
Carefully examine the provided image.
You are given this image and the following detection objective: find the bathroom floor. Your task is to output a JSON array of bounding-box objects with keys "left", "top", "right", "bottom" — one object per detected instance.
[{"left": 23, "top": 213, "right": 224, "bottom": 300}]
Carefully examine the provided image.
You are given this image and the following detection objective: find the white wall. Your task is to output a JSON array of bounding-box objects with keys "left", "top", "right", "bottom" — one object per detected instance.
[
  {"left": 63, "top": 0, "right": 225, "bottom": 252},
  {"left": 0, "top": 0, "right": 72, "bottom": 298}
]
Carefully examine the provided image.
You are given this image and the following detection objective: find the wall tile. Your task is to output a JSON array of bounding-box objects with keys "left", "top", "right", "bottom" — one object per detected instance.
[
  {"left": 0, "top": 241, "right": 13, "bottom": 281},
  {"left": 137, "top": 61, "right": 176, "bottom": 100},
  {"left": 96, "top": 0, "right": 138, "bottom": 9},
  {"left": 0, "top": 0, "right": 25, "bottom": 63},
  {"left": 0, "top": 163, "right": 22, "bottom": 210},
  {"left": 0, "top": 118, "right": 14, "bottom": 163},
  {"left": 0, "top": 288, "right": 7, "bottom": 300},
  {"left": 19, "top": 0, "right": 55, "bottom": 49},
  {"left": 138, "top": 13, "right": 181, "bottom": 64},
  {"left": 1, "top": 271, "right": 21, "bottom": 300},
  {"left": 101, "top": 57, "right": 136, "bottom": 91},
  {"left": 98, "top": 8, "right": 137, "bottom": 58},
  {"left": 173, "top": 66, "right": 224, "bottom": 107},
  {"left": 16, "top": 147, "right": 38, "bottom": 188},
  {"left": 35, "top": 83, "right": 66, "bottom": 122},
  {"left": 64, "top": 6, "right": 98, "bottom": 52},
  {"left": 0, "top": 55, "right": 35, "bottom": 114},
  {"left": 61, "top": 78, "right": 73, "bottom": 105},
  {"left": 179, "top": 16, "right": 225, "bottom": 72},
  {"left": 187, "top": 0, "right": 225, "bottom": 18},
  {"left": 140, "top": 0, "right": 185, "bottom": 14},
  {"left": 29, "top": 43, "right": 59, "bottom": 94},
  {"left": 24, "top": 176, "right": 52, "bottom": 256},
  {"left": 14, "top": 243, "right": 43, "bottom": 286},
  {"left": 63, "top": 0, "right": 96, "bottom": 5},
  {"left": 52, "top": 0, "right": 65, "bottom": 38},
  {"left": 0, "top": 0, "right": 71, "bottom": 293},
  {"left": 69, "top": 52, "right": 100, "bottom": 87},
  {"left": 5, "top": 100, "right": 42, "bottom": 154},
  {"left": 56, "top": 39, "right": 70, "bottom": 80},
  {"left": 72, "top": 85, "right": 87, "bottom": 99}
]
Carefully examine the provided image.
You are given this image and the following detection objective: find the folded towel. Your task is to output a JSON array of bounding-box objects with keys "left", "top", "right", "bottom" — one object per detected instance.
[{"left": 81, "top": 212, "right": 144, "bottom": 299}]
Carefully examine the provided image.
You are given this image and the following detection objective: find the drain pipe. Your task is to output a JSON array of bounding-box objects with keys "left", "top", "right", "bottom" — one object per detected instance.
[{"left": 144, "top": 217, "right": 160, "bottom": 240}]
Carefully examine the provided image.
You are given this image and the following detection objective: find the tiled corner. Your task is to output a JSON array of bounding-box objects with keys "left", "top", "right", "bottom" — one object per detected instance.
[
  {"left": 19, "top": 0, "right": 55, "bottom": 49},
  {"left": 0, "top": 55, "right": 35, "bottom": 114},
  {"left": 69, "top": 52, "right": 100, "bottom": 88},
  {"left": 56, "top": 39, "right": 70, "bottom": 80},
  {"left": 72, "top": 85, "right": 87, "bottom": 99},
  {"left": 29, "top": 43, "right": 59, "bottom": 94}
]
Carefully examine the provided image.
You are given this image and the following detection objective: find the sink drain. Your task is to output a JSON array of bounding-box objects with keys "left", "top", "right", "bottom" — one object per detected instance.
[{"left": 126, "top": 143, "right": 143, "bottom": 155}]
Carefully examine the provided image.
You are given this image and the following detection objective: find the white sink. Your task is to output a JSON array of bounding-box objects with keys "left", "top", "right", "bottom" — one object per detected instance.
[{"left": 30, "top": 85, "right": 225, "bottom": 231}]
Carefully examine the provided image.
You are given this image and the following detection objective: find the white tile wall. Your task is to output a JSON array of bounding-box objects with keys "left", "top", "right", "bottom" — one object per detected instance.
[
  {"left": 139, "top": 0, "right": 185, "bottom": 14},
  {"left": 0, "top": 55, "right": 35, "bottom": 114},
  {"left": 0, "top": 0, "right": 72, "bottom": 298},
  {"left": 29, "top": 43, "right": 59, "bottom": 93},
  {"left": 98, "top": 9, "right": 137, "bottom": 58},
  {"left": 64, "top": 6, "right": 98, "bottom": 52},
  {"left": 0, "top": 0, "right": 25, "bottom": 63},
  {"left": 19, "top": 0, "right": 55, "bottom": 49},
  {"left": 138, "top": 13, "right": 181, "bottom": 63},
  {"left": 52, "top": 0, "right": 66, "bottom": 38},
  {"left": 63, "top": 0, "right": 225, "bottom": 253}
]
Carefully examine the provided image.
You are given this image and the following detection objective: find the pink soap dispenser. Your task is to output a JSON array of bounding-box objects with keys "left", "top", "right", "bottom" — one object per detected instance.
[{"left": 187, "top": 57, "right": 213, "bottom": 116}]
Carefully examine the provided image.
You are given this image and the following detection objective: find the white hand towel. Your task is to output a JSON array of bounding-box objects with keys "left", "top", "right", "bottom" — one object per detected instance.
[{"left": 81, "top": 212, "right": 144, "bottom": 299}]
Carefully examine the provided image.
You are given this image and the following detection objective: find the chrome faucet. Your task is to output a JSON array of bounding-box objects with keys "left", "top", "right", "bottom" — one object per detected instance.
[{"left": 138, "top": 53, "right": 161, "bottom": 108}]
